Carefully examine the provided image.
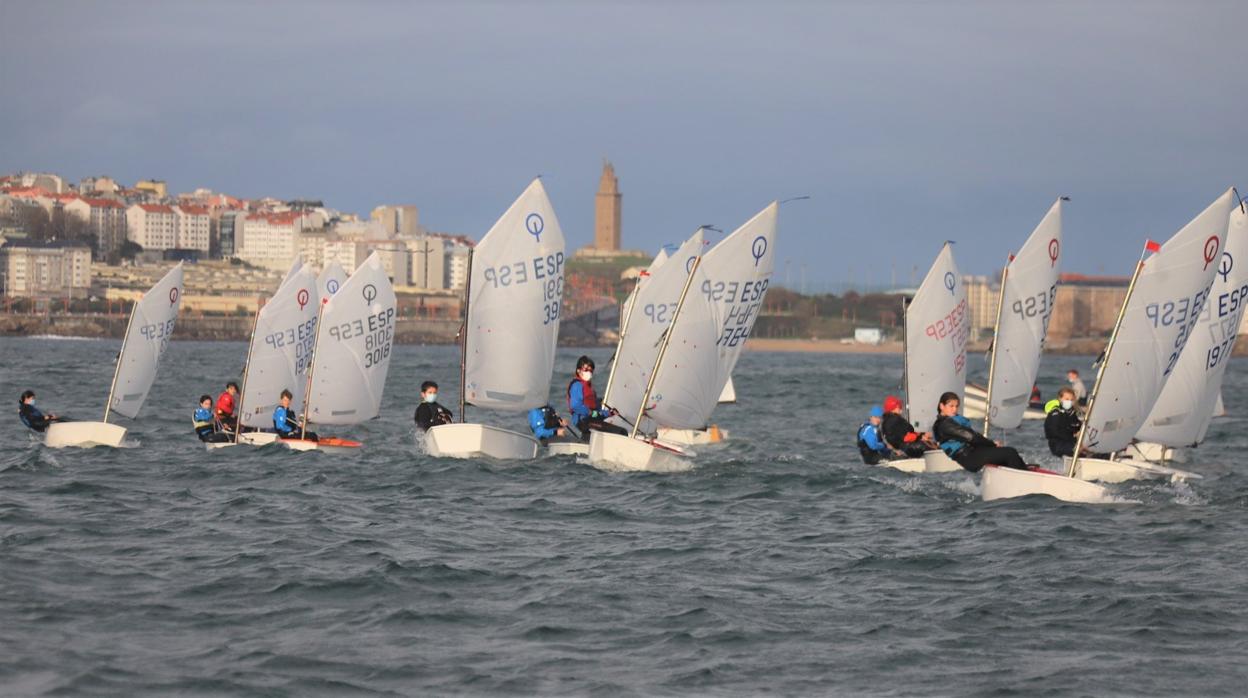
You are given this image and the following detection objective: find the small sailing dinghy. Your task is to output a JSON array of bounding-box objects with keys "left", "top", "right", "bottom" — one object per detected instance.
[
  {"left": 318, "top": 260, "right": 347, "bottom": 299},
  {"left": 1126, "top": 200, "right": 1247, "bottom": 465},
  {"left": 984, "top": 188, "right": 1236, "bottom": 501},
  {"left": 210, "top": 260, "right": 319, "bottom": 450},
  {"left": 424, "top": 179, "right": 565, "bottom": 460},
  {"left": 882, "top": 243, "right": 968, "bottom": 473},
  {"left": 656, "top": 206, "right": 776, "bottom": 447},
  {"left": 45, "top": 264, "right": 184, "bottom": 448},
  {"left": 961, "top": 384, "right": 1044, "bottom": 421},
  {"left": 280, "top": 252, "right": 397, "bottom": 453},
  {"left": 592, "top": 202, "right": 778, "bottom": 471},
  {"left": 973, "top": 198, "right": 1065, "bottom": 444}
]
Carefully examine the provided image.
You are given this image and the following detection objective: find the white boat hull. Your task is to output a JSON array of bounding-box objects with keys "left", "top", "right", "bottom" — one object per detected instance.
[
  {"left": 588, "top": 431, "right": 694, "bottom": 472},
  {"left": 424, "top": 423, "right": 540, "bottom": 460},
  {"left": 204, "top": 431, "right": 279, "bottom": 451},
  {"left": 545, "top": 441, "right": 590, "bottom": 456},
  {"left": 922, "top": 449, "right": 966, "bottom": 473},
  {"left": 1064, "top": 456, "right": 1200, "bottom": 483},
  {"left": 981, "top": 465, "right": 1114, "bottom": 503},
  {"left": 656, "top": 425, "right": 729, "bottom": 446},
  {"left": 878, "top": 457, "right": 926, "bottom": 473},
  {"left": 44, "top": 421, "right": 128, "bottom": 449}
]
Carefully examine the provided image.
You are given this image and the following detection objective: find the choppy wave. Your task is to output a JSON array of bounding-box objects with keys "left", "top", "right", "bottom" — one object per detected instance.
[{"left": 1, "top": 338, "right": 1246, "bottom": 695}]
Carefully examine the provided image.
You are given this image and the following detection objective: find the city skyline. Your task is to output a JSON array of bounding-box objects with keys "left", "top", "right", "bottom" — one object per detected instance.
[{"left": 2, "top": 2, "right": 1246, "bottom": 284}]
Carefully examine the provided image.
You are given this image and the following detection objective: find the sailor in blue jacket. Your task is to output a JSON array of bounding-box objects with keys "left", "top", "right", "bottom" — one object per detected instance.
[
  {"left": 273, "top": 389, "right": 317, "bottom": 441},
  {"left": 193, "top": 394, "right": 231, "bottom": 443},
  {"left": 527, "top": 404, "right": 571, "bottom": 445},
  {"left": 856, "top": 405, "right": 892, "bottom": 464},
  {"left": 566, "top": 356, "right": 626, "bottom": 442}
]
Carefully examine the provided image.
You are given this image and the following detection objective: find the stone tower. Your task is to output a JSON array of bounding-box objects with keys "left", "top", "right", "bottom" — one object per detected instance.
[{"left": 594, "top": 160, "right": 621, "bottom": 251}]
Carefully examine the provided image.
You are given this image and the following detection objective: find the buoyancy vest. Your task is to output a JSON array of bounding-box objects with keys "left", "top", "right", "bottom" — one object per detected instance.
[
  {"left": 857, "top": 422, "right": 881, "bottom": 462},
  {"left": 567, "top": 377, "right": 599, "bottom": 412}
]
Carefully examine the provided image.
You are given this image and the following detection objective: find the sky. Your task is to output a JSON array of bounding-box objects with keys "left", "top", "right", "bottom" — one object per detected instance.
[{"left": 2, "top": 0, "right": 1246, "bottom": 290}]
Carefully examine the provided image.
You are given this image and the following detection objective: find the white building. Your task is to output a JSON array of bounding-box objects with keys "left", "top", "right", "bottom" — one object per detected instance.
[
  {"left": 447, "top": 242, "right": 472, "bottom": 291},
  {"left": 405, "top": 236, "right": 446, "bottom": 290},
  {"left": 175, "top": 205, "right": 211, "bottom": 252},
  {"left": 126, "top": 203, "right": 178, "bottom": 250},
  {"left": 0, "top": 241, "right": 92, "bottom": 298},
  {"left": 239, "top": 211, "right": 317, "bottom": 271}
]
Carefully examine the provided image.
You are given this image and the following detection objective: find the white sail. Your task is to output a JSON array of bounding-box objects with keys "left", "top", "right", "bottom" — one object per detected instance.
[
  {"left": 905, "top": 243, "right": 968, "bottom": 432},
  {"left": 1083, "top": 188, "right": 1235, "bottom": 453},
  {"left": 644, "top": 264, "right": 724, "bottom": 429},
  {"left": 699, "top": 202, "right": 777, "bottom": 400},
  {"left": 718, "top": 376, "right": 737, "bottom": 403},
  {"left": 988, "top": 198, "right": 1064, "bottom": 429},
  {"left": 238, "top": 264, "right": 319, "bottom": 429},
  {"left": 1136, "top": 202, "right": 1246, "bottom": 446},
  {"left": 620, "top": 244, "right": 678, "bottom": 333},
  {"left": 280, "top": 256, "right": 303, "bottom": 288},
  {"left": 318, "top": 260, "right": 348, "bottom": 299},
  {"left": 605, "top": 229, "right": 710, "bottom": 427},
  {"left": 108, "top": 264, "right": 184, "bottom": 419},
  {"left": 464, "top": 178, "right": 565, "bottom": 412},
  {"left": 306, "top": 252, "right": 398, "bottom": 425}
]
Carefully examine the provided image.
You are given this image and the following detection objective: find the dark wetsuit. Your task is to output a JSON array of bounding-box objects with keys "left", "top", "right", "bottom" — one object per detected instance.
[
  {"left": 19, "top": 403, "right": 54, "bottom": 432},
  {"left": 881, "top": 412, "right": 927, "bottom": 458},
  {"left": 414, "top": 402, "right": 453, "bottom": 431},
  {"left": 933, "top": 414, "right": 1028, "bottom": 473}
]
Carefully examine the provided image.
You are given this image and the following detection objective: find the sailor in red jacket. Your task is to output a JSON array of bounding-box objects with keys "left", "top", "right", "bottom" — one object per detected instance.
[
  {"left": 879, "top": 394, "right": 934, "bottom": 458},
  {"left": 215, "top": 381, "right": 240, "bottom": 433}
]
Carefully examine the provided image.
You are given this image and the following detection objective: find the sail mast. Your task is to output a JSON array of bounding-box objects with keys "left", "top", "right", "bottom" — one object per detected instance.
[
  {"left": 1066, "top": 245, "right": 1150, "bottom": 478},
  {"left": 232, "top": 301, "right": 263, "bottom": 443},
  {"left": 900, "top": 294, "right": 910, "bottom": 425},
  {"left": 299, "top": 298, "right": 328, "bottom": 439},
  {"left": 983, "top": 256, "right": 1012, "bottom": 436},
  {"left": 631, "top": 256, "right": 702, "bottom": 439},
  {"left": 458, "top": 248, "right": 474, "bottom": 422},
  {"left": 102, "top": 299, "right": 139, "bottom": 423}
]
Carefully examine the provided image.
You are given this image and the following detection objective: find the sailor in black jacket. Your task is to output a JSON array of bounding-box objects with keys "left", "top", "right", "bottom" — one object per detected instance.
[
  {"left": 414, "top": 381, "right": 454, "bottom": 432},
  {"left": 1043, "top": 388, "right": 1082, "bottom": 456},
  {"left": 931, "top": 392, "right": 1030, "bottom": 473}
]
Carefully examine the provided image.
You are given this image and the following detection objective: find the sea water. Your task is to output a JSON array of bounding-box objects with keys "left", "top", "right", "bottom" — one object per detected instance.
[{"left": 2, "top": 336, "right": 1246, "bottom": 695}]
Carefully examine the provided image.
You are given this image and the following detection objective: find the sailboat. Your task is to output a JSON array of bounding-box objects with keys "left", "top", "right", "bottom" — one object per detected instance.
[
  {"left": 591, "top": 202, "right": 778, "bottom": 471},
  {"left": 318, "top": 260, "right": 347, "bottom": 299},
  {"left": 280, "top": 252, "right": 397, "bottom": 453},
  {"left": 424, "top": 178, "right": 565, "bottom": 459},
  {"left": 45, "top": 264, "right": 184, "bottom": 448},
  {"left": 1126, "top": 200, "right": 1247, "bottom": 464},
  {"left": 974, "top": 198, "right": 1065, "bottom": 439},
  {"left": 983, "top": 188, "right": 1235, "bottom": 501},
  {"left": 718, "top": 377, "right": 737, "bottom": 404},
  {"left": 880, "top": 243, "right": 968, "bottom": 473},
  {"left": 209, "top": 260, "right": 319, "bottom": 450}
]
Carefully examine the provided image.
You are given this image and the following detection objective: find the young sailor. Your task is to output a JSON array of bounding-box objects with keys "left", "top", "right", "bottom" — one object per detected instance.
[
  {"left": 880, "top": 395, "right": 931, "bottom": 458},
  {"left": 18, "top": 390, "right": 63, "bottom": 433},
  {"left": 215, "top": 381, "right": 240, "bottom": 433},
  {"left": 932, "top": 391, "right": 1031, "bottom": 473},
  {"left": 273, "top": 389, "right": 317, "bottom": 441},
  {"left": 1044, "top": 387, "right": 1082, "bottom": 457},
  {"left": 413, "top": 381, "right": 453, "bottom": 432},
  {"left": 856, "top": 405, "right": 892, "bottom": 464},
  {"left": 567, "top": 356, "right": 626, "bottom": 442},
  {"left": 527, "top": 404, "right": 572, "bottom": 445},
  {"left": 193, "top": 395, "right": 230, "bottom": 443}
]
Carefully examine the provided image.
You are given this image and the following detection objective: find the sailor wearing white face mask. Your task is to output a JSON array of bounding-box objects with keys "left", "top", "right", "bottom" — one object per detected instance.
[
  {"left": 566, "top": 356, "right": 625, "bottom": 442},
  {"left": 414, "top": 380, "right": 454, "bottom": 432},
  {"left": 1044, "top": 386, "right": 1104, "bottom": 457}
]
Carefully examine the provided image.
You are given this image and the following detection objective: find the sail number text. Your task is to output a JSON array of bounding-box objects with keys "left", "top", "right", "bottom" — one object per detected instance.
[
  {"left": 138, "top": 318, "right": 177, "bottom": 353},
  {"left": 264, "top": 318, "right": 318, "bottom": 374},
  {"left": 704, "top": 277, "right": 770, "bottom": 347},
  {"left": 1011, "top": 284, "right": 1057, "bottom": 323},
  {"left": 480, "top": 253, "right": 565, "bottom": 325},
  {"left": 924, "top": 298, "right": 969, "bottom": 373},
  {"left": 1204, "top": 283, "right": 1248, "bottom": 370},
  {"left": 327, "top": 307, "right": 396, "bottom": 368},
  {"left": 1145, "top": 288, "right": 1209, "bottom": 376}
]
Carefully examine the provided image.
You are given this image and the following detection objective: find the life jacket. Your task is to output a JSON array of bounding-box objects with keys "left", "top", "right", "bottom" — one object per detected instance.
[
  {"left": 19, "top": 403, "right": 38, "bottom": 431},
  {"left": 193, "top": 407, "right": 214, "bottom": 434},
  {"left": 936, "top": 414, "right": 973, "bottom": 458},
  {"left": 216, "top": 391, "right": 236, "bottom": 418},
  {"left": 856, "top": 422, "right": 882, "bottom": 463},
  {"left": 567, "top": 377, "right": 598, "bottom": 413}
]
